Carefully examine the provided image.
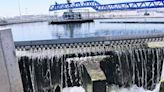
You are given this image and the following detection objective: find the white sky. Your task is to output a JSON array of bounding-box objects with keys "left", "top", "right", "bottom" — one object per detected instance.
[{"left": 0, "top": 0, "right": 150, "bottom": 17}]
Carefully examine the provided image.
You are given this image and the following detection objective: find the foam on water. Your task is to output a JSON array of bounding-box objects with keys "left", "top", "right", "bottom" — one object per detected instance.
[
  {"left": 63, "top": 86, "right": 85, "bottom": 92},
  {"left": 109, "top": 83, "right": 160, "bottom": 92},
  {"left": 62, "top": 84, "right": 160, "bottom": 92}
]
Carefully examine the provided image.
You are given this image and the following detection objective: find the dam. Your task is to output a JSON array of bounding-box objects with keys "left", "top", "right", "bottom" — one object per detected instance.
[
  {"left": 0, "top": 17, "right": 164, "bottom": 92},
  {"left": 1, "top": 0, "right": 164, "bottom": 91},
  {"left": 15, "top": 33, "right": 164, "bottom": 92}
]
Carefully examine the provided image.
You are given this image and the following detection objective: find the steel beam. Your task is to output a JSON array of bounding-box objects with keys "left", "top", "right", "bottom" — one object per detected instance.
[{"left": 49, "top": 0, "right": 164, "bottom": 11}]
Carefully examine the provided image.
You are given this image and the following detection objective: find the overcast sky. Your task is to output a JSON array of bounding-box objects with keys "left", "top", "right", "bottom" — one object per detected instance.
[{"left": 0, "top": 0, "right": 150, "bottom": 17}]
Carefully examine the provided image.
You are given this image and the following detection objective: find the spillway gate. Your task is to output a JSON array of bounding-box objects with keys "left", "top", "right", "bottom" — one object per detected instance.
[{"left": 15, "top": 34, "right": 164, "bottom": 92}]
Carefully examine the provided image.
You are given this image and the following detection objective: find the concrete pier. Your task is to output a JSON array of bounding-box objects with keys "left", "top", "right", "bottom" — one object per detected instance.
[{"left": 0, "top": 29, "right": 23, "bottom": 92}]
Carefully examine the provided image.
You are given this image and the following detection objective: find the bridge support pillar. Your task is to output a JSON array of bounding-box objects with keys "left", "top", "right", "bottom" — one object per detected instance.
[{"left": 0, "top": 29, "right": 23, "bottom": 92}]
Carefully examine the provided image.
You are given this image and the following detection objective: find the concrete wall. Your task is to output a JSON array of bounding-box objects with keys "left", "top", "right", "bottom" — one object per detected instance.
[
  {"left": 0, "top": 29, "right": 23, "bottom": 92},
  {"left": 161, "top": 63, "right": 164, "bottom": 81},
  {"left": 160, "top": 62, "right": 164, "bottom": 92}
]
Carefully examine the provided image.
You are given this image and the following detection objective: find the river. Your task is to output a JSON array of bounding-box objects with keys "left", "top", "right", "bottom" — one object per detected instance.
[
  {"left": 1, "top": 18, "right": 164, "bottom": 92},
  {"left": 0, "top": 18, "right": 164, "bottom": 41}
]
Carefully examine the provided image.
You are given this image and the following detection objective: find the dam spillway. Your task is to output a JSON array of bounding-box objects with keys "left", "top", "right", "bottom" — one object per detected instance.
[{"left": 15, "top": 34, "right": 164, "bottom": 92}]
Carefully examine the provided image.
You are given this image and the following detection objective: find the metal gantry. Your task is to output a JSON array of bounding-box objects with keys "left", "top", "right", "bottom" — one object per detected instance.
[
  {"left": 49, "top": 1, "right": 100, "bottom": 11},
  {"left": 49, "top": 0, "right": 164, "bottom": 11}
]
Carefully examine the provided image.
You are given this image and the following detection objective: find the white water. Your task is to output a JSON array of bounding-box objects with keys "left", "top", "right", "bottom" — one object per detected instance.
[
  {"left": 63, "top": 86, "right": 85, "bottom": 92},
  {"left": 161, "top": 62, "right": 164, "bottom": 81},
  {"left": 109, "top": 84, "right": 160, "bottom": 92},
  {"left": 62, "top": 84, "right": 160, "bottom": 92}
]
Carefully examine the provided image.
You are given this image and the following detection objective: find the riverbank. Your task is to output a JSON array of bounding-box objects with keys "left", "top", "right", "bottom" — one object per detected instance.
[
  {"left": 95, "top": 16, "right": 164, "bottom": 20},
  {"left": 1, "top": 16, "right": 164, "bottom": 26},
  {"left": 99, "top": 17, "right": 164, "bottom": 24},
  {"left": 100, "top": 21, "right": 164, "bottom": 24},
  {"left": 0, "top": 20, "right": 46, "bottom": 26},
  {"left": 0, "top": 15, "right": 51, "bottom": 26}
]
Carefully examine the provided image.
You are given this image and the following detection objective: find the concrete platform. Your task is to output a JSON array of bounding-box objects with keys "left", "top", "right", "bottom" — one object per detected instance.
[
  {"left": 160, "top": 61, "right": 164, "bottom": 92},
  {"left": 0, "top": 29, "right": 23, "bottom": 92},
  {"left": 160, "top": 81, "right": 164, "bottom": 92},
  {"left": 100, "top": 21, "right": 164, "bottom": 24},
  {"left": 49, "top": 19, "right": 94, "bottom": 24}
]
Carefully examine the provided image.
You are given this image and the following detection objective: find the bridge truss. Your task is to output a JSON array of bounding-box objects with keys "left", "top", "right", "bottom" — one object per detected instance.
[{"left": 49, "top": 0, "right": 164, "bottom": 12}]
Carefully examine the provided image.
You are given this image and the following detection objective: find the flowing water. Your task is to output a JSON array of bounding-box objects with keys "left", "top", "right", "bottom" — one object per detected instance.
[
  {"left": 17, "top": 45, "right": 164, "bottom": 92},
  {"left": 1, "top": 18, "right": 164, "bottom": 92}
]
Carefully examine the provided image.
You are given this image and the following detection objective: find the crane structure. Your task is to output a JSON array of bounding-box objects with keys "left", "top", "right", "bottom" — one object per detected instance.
[{"left": 49, "top": 0, "right": 164, "bottom": 12}]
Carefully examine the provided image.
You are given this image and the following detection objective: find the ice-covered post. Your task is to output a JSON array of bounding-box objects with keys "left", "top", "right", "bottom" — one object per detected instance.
[{"left": 0, "top": 29, "right": 23, "bottom": 92}]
